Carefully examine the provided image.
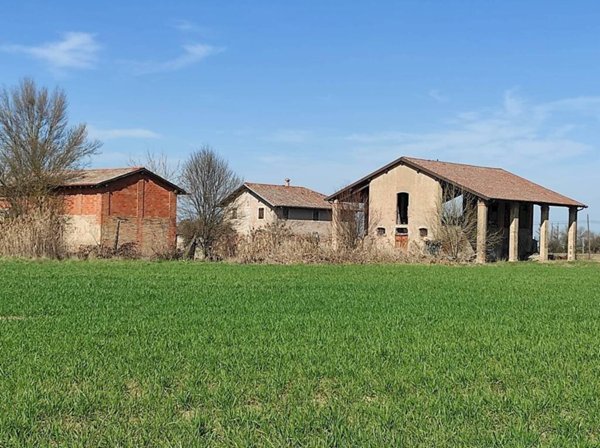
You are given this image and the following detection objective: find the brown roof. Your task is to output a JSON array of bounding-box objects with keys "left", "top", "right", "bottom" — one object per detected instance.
[
  {"left": 327, "top": 156, "right": 586, "bottom": 208},
  {"left": 60, "top": 167, "right": 186, "bottom": 194},
  {"left": 226, "top": 182, "right": 331, "bottom": 209}
]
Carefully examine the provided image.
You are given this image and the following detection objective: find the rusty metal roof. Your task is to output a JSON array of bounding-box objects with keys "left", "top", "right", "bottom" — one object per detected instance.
[
  {"left": 60, "top": 167, "right": 186, "bottom": 194},
  {"left": 327, "top": 156, "right": 586, "bottom": 208},
  {"left": 227, "top": 182, "right": 331, "bottom": 209}
]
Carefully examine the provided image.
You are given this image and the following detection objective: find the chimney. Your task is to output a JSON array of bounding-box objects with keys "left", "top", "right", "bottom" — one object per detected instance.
[{"left": 284, "top": 178, "right": 291, "bottom": 187}]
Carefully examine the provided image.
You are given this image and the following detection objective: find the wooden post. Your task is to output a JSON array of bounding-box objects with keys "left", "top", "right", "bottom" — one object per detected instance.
[
  {"left": 567, "top": 206, "right": 578, "bottom": 261},
  {"left": 539, "top": 205, "right": 549, "bottom": 262},
  {"left": 476, "top": 199, "right": 488, "bottom": 264},
  {"left": 508, "top": 202, "right": 519, "bottom": 262}
]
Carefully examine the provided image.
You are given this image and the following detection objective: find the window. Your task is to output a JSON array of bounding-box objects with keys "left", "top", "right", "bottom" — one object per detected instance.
[
  {"left": 376, "top": 227, "right": 386, "bottom": 236},
  {"left": 258, "top": 207, "right": 265, "bottom": 219},
  {"left": 312, "top": 209, "right": 320, "bottom": 221},
  {"left": 419, "top": 227, "right": 428, "bottom": 238},
  {"left": 397, "top": 192, "right": 409, "bottom": 225},
  {"left": 282, "top": 207, "right": 289, "bottom": 219}
]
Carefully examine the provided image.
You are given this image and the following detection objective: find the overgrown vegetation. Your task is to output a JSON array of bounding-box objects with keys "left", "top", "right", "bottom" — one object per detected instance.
[
  {"left": 1, "top": 261, "right": 599, "bottom": 446},
  {"left": 179, "top": 145, "right": 242, "bottom": 260},
  {"left": 0, "top": 78, "right": 100, "bottom": 258}
]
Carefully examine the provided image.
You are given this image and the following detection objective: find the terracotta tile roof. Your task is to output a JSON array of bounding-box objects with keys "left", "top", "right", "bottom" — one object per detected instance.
[
  {"left": 61, "top": 167, "right": 141, "bottom": 186},
  {"left": 237, "top": 182, "right": 331, "bottom": 209},
  {"left": 327, "top": 156, "right": 586, "bottom": 208},
  {"left": 60, "top": 167, "right": 186, "bottom": 193}
]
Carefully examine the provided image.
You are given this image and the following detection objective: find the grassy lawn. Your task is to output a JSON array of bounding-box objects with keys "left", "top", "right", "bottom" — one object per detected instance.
[{"left": 1, "top": 261, "right": 600, "bottom": 446}]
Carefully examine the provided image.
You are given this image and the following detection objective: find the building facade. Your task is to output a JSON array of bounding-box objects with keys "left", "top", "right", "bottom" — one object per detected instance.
[
  {"left": 327, "top": 156, "right": 586, "bottom": 262},
  {"left": 60, "top": 167, "right": 185, "bottom": 256},
  {"left": 223, "top": 181, "right": 332, "bottom": 239}
]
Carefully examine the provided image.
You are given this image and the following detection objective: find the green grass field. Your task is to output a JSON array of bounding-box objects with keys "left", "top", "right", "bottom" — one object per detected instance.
[{"left": 1, "top": 261, "right": 600, "bottom": 446}]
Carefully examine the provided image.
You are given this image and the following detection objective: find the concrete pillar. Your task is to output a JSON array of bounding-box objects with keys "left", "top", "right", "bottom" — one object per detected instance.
[
  {"left": 508, "top": 202, "right": 520, "bottom": 262},
  {"left": 568, "top": 206, "right": 578, "bottom": 261},
  {"left": 331, "top": 199, "right": 341, "bottom": 251},
  {"left": 476, "top": 199, "right": 488, "bottom": 264},
  {"left": 539, "top": 205, "right": 549, "bottom": 262}
]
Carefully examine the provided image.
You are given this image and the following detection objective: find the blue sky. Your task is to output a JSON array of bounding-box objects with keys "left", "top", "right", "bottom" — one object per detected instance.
[{"left": 2, "top": 0, "right": 600, "bottom": 228}]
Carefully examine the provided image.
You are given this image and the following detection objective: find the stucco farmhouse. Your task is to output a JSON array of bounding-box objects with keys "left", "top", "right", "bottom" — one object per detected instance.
[
  {"left": 328, "top": 156, "right": 586, "bottom": 262},
  {"left": 221, "top": 180, "right": 332, "bottom": 239}
]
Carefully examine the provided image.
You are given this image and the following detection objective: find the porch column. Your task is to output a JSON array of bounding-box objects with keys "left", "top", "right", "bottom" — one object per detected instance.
[
  {"left": 476, "top": 199, "right": 488, "bottom": 264},
  {"left": 539, "top": 205, "right": 549, "bottom": 262},
  {"left": 567, "top": 206, "right": 578, "bottom": 261},
  {"left": 331, "top": 199, "right": 341, "bottom": 251},
  {"left": 508, "top": 202, "right": 520, "bottom": 262}
]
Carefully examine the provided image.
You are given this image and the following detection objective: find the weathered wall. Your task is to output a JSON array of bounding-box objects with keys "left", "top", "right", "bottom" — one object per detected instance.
[
  {"left": 62, "top": 190, "right": 103, "bottom": 249},
  {"left": 230, "top": 190, "right": 278, "bottom": 235},
  {"left": 230, "top": 191, "right": 332, "bottom": 239},
  {"left": 60, "top": 174, "right": 177, "bottom": 256},
  {"left": 100, "top": 175, "right": 177, "bottom": 256},
  {"left": 285, "top": 219, "right": 332, "bottom": 238},
  {"left": 367, "top": 163, "right": 442, "bottom": 249}
]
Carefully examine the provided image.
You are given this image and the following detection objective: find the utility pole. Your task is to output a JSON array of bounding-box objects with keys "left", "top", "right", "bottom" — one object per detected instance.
[{"left": 587, "top": 214, "right": 591, "bottom": 260}]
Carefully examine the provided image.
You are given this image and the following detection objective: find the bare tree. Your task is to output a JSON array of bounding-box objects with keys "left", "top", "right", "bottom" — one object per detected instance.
[
  {"left": 179, "top": 145, "right": 242, "bottom": 259},
  {"left": 129, "top": 149, "right": 181, "bottom": 183},
  {"left": 0, "top": 78, "right": 101, "bottom": 215},
  {"left": 333, "top": 191, "right": 368, "bottom": 250}
]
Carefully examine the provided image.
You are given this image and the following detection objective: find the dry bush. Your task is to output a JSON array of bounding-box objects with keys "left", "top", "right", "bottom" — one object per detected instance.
[
  {"left": 0, "top": 203, "right": 66, "bottom": 258},
  {"left": 430, "top": 183, "right": 503, "bottom": 262},
  {"left": 75, "top": 242, "right": 140, "bottom": 260},
  {"left": 229, "top": 222, "right": 432, "bottom": 265}
]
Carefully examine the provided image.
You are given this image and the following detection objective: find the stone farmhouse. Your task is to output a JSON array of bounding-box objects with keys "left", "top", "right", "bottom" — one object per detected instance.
[
  {"left": 59, "top": 167, "right": 186, "bottom": 256},
  {"left": 222, "top": 180, "right": 332, "bottom": 239},
  {"left": 327, "top": 156, "right": 587, "bottom": 262}
]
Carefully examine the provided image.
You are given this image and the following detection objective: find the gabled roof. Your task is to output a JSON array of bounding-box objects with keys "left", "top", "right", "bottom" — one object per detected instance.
[
  {"left": 224, "top": 182, "right": 331, "bottom": 209},
  {"left": 327, "top": 156, "right": 586, "bottom": 208},
  {"left": 60, "top": 167, "right": 187, "bottom": 194}
]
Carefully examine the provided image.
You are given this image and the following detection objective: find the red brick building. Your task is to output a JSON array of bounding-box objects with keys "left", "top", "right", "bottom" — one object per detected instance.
[{"left": 59, "top": 167, "right": 186, "bottom": 256}]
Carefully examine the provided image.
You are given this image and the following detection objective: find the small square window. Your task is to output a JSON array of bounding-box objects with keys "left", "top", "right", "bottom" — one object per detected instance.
[
  {"left": 419, "top": 227, "right": 428, "bottom": 238},
  {"left": 376, "top": 227, "right": 386, "bottom": 236},
  {"left": 258, "top": 207, "right": 265, "bottom": 219}
]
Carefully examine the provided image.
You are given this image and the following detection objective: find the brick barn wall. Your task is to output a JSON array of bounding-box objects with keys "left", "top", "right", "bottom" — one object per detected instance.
[
  {"left": 99, "top": 174, "right": 177, "bottom": 256},
  {"left": 59, "top": 173, "right": 178, "bottom": 256}
]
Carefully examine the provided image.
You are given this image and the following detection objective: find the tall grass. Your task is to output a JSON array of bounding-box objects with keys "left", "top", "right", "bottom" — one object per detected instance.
[{"left": 0, "top": 205, "right": 65, "bottom": 258}]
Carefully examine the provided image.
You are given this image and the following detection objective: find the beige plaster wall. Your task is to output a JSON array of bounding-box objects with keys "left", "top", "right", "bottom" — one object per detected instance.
[
  {"left": 286, "top": 219, "right": 332, "bottom": 239},
  {"left": 64, "top": 215, "right": 102, "bottom": 249},
  {"left": 367, "top": 164, "right": 442, "bottom": 248},
  {"left": 230, "top": 190, "right": 332, "bottom": 239},
  {"left": 230, "top": 191, "right": 278, "bottom": 235}
]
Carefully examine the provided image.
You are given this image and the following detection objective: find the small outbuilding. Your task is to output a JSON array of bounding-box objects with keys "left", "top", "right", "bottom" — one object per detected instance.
[
  {"left": 60, "top": 167, "right": 186, "bottom": 256},
  {"left": 327, "top": 156, "right": 587, "bottom": 262}
]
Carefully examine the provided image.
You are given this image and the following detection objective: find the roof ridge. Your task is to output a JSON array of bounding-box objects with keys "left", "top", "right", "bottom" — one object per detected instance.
[{"left": 404, "top": 156, "right": 503, "bottom": 170}]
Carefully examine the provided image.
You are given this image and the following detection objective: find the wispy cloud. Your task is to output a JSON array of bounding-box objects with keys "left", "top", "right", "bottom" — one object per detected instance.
[
  {"left": 346, "top": 90, "right": 600, "bottom": 168},
  {"left": 1, "top": 32, "right": 100, "bottom": 72},
  {"left": 428, "top": 89, "right": 448, "bottom": 103},
  {"left": 127, "top": 43, "right": 223, "bottom": 75},
  {"left": 88, "top": 126, "right": 161, "bottom": 140}
]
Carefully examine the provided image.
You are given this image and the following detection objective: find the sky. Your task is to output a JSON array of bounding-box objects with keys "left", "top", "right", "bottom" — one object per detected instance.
[{"left": 2, "top": 0, "right": 600, "bottom": 229}]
